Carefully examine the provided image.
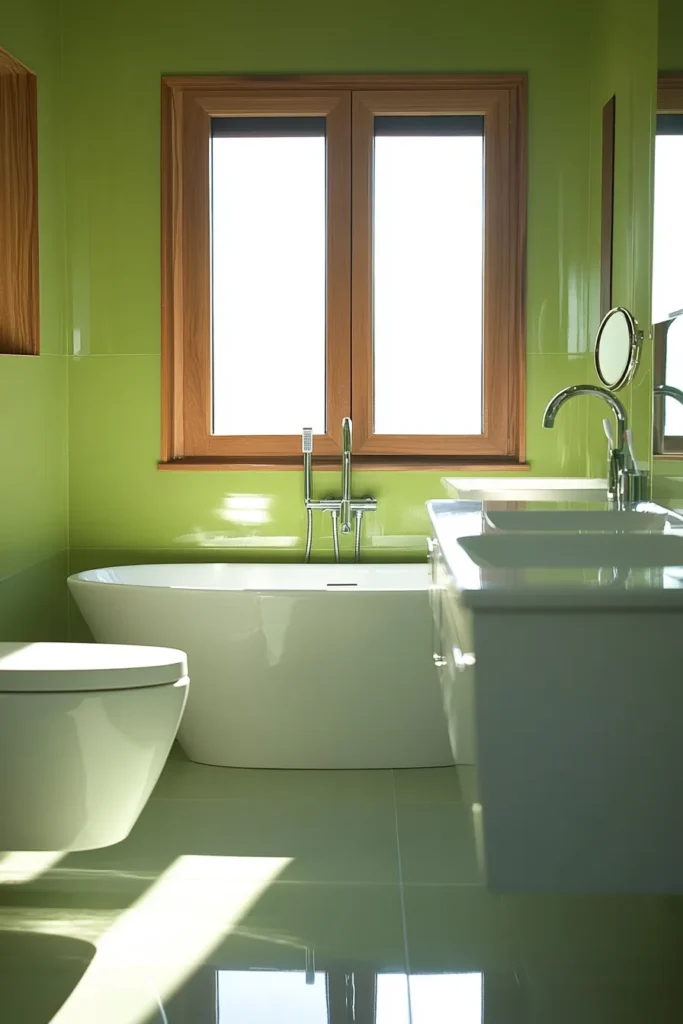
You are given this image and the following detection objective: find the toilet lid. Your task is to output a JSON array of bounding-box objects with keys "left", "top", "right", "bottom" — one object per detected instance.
[{"left": 0, "top": 643, "right": 188, "bottom": 693}]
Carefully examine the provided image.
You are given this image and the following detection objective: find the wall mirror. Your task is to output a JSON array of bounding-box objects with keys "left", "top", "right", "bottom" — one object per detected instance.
[
  {"left": 594, "top": 306, "right": 642, "bottom": 391},
  {"left": 652, "top": 76, "right": 683, "bottom": 456}
]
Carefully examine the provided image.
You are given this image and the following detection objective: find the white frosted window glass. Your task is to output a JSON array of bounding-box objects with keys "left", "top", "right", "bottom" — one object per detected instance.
[
  {"left": 373, "top": 134, "right": 484, "bottom": 435},
  {"left": 211, "top": 134, "right": 326, "bottom": 435},
  {"left": 218, "top": 970, "right": 328, "bottom": 1022},
  {"left": 653, "top": 134, "right": 683, "bottom": 324}
]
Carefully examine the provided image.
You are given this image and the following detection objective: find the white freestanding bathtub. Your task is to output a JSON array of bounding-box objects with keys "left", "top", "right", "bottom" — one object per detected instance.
[{"left": 68, "top": 563, "right": 453, "bottom": 769}]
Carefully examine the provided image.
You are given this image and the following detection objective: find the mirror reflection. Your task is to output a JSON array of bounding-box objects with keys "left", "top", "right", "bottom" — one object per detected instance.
[
  {"left": 217, "top": 969, "right": 483, "bottom": 1024},
  {"left": 652, "top": 105, "right": 683, "bottom": 455}
]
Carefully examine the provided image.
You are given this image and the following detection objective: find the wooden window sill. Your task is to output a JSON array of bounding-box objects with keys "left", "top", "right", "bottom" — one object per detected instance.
[{"left": 157, "top": 457, "right": 532, "bottom": 472}]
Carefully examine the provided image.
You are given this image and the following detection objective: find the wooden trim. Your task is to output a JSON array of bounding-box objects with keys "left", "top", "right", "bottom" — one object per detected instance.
[
  {"left": 0, "top": 48, "right": 39, "bottom": 356},
  {"left": 161, "top": 74, "right": 526, "bottom": 462},
  {"left": 653, "top": 318, "right": 668, "bottom": 455},
  {"left": 163, "top": 73, "right": 529, "bottom": 93},
  {"left": 600, "top": 96, "right": 615, "bottom": 321},
  {"left": 658, "top": 73, "right": 683, "bottom": 109},
  {"left": 158, "top": 457, "right": 532, "bottom": 471},
  {"left": 0, "top": 48, "right": 32, "bottom": 74},
  {"left": 161, "top": 79, "right": 351, "bottom": 459},
  {"left": 351, "top": 81, "right": 526, "bottom": 458}
]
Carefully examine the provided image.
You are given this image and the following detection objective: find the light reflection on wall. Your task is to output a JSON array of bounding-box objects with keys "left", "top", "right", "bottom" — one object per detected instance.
[
  {"left": 175, "top": 494, "right": 299, "bottom": 549},
  {"left": 218, "top": 495, "right": 273, "bottom": 526}
]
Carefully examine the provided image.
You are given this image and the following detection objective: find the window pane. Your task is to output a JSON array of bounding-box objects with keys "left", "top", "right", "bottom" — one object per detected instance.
[
  {"left": 211, "top": 121, "right": 326, "bottom": 435},
  {"left": 653, "top": 124, "right": 683, "bottom": 325},
  {"left": 373, "top": 118, "right": 484, "bottom": 435}
]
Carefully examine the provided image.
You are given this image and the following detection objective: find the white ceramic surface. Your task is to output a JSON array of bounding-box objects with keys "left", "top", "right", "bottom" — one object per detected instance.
[
  {"left": 428, "top": 499, "right": 683, "bottom": 892},
  {"left": 443, "top": 476, "right": 608, "bottom": 501},
  {"left": 0, "top": 641, "right": 187, "bottom": 691},
  {"left": 483, "top": 508, "right": 675, "bottom": 531},
  {"left": 68, "top": 563, "right": 453, "bottom": 770},
  {"left": 0, "top": 643, "right": 188, "bottom": 851},
  {"left": 459, "top": 530, "right": 683, "bottom": 569}
]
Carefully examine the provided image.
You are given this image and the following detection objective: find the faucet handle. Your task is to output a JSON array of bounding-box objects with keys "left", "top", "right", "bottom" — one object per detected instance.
[{"left": 342, "top": 417, "right": 352, "bottom": 450}]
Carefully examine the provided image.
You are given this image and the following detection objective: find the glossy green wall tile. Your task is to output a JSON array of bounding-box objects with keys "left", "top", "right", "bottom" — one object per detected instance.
[
  {"left": 584, "top": 0, "right": 657, "bottom": 474},
  {"left": 63, "top": 0, "right": 658, "bottom": 557},
  {"left": 0, "top": 4, "right": 69, "bottom": 638},
  {"left": 659, "top": 0, "right": 683, "bottom": 70},
  {"left": 0, "top": 554, "right": 69, "bottom": 641}
]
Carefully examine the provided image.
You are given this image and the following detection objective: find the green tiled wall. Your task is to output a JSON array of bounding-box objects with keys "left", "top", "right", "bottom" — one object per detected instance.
[
  {"left": 1, "top": 0, "right": 661, "bottom": 629},
  {"left": 61, "top": 0, "right": 658, "bottom": 565},
  {"left": 0, "top": 3, "right": 69, "bottom": 639}
]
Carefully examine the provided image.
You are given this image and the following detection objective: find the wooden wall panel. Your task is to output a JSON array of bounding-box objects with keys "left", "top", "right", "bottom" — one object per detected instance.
[{"left": 0, "top": 48, "right": 39, "bottom": 356}]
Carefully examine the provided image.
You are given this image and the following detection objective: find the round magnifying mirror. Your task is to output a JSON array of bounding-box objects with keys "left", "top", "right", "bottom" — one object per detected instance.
[{"left": 595, "top": 306, "right": 642, "bottom": 391}]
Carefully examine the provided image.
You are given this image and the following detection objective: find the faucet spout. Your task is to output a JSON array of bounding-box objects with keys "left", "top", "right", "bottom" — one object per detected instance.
[
  {"left": 340, "top": 417, "right": 352, "bottom": 534},
  {"left": 542, "top": 384, "right": 630, "bottom": 504},
  {"left": 542, "top": 384, "right": 627, "bottom": 450},
  {"left": 654, "top": 384, "right": 683, "bottom": 407}
]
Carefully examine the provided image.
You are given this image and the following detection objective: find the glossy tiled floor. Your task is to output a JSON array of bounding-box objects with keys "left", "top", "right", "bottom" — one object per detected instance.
[{"left": 2, "top": 756, "right": 683, "bottom": 1022}]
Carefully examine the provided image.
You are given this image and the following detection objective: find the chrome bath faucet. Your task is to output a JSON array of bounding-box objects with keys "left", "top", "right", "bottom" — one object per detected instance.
[
  {"left": 341, "top": 417, "right": 353, "bottom": 533},
  {"left": 301, "top": 418, "right": 377, "bottom": 562}
]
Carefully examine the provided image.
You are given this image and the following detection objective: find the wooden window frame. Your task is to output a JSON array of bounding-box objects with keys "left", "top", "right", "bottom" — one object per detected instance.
[
  {"left": 0, "top": 48, "right": 39, "bottom": 356},
  {"left": 653, "top": 73, "right": 683, "bottom": 459},
  {"left": 161, "top": 74, "right": 527, "bottom": 470}
]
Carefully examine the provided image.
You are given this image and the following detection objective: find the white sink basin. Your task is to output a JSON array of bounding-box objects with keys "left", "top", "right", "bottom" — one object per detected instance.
[
  {"left": 459, "top": 531, "right": 683, "bottom": 569},
  {"left": 483, "top": 509, "right": 674, "bottom": 532},
  {"left": 443, "top": 476, "right": 608, "bottom": 501}
]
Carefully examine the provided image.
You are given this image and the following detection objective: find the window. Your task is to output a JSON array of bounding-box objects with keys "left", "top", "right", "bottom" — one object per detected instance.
[
  {"left": 653, "top": 75, "right": 683, "bottom": 455},
  {"left": 161, "top": 76, "right": 526, "bottom": 467},
  {"left": 0, "top": 48, "right": 38, "bottom": 355}
]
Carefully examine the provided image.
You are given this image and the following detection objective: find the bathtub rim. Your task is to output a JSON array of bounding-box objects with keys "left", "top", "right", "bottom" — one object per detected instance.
[{"left": 67, "top": 561, "right": 431, "bottom": 595}]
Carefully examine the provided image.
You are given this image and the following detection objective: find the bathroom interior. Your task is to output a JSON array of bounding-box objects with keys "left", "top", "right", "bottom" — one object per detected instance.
[{"left": 2, "top": 0, "right": 683, "bottom": 1018}]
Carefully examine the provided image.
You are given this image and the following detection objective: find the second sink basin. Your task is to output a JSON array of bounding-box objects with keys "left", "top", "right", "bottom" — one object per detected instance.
[
  {"left": 483, "top": 509, "right": 676, "bottom": 532},
  {"left": 459, "top": 531, "right": 683, "bottom": 569},
  {"left": 443, "top": 476, "right": 608, "bottom": 501}
]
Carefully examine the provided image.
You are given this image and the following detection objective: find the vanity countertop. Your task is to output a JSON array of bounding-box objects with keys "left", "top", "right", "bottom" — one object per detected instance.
[{"left": 427, "top": 498, "right": 683, "bottom": 610}]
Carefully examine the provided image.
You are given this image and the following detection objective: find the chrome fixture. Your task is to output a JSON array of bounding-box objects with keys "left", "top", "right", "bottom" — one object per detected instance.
[
  {"left": 594, "top": 306, "right": 643, "bottom": 392},
  {"left": 341, "top": 417, "right": 352, "bottom": 533},
  {"left": 302, "top": 427, "right": 314, "bottom": 563},
  {"left": 654, "top": 383, "right": 683, "bottom": 406},
  {"left": 301, "top": 420, "right": 377, "bottom": 563},
  {"left": 542, "top": 384, "right": 641, "bottom": 506}
]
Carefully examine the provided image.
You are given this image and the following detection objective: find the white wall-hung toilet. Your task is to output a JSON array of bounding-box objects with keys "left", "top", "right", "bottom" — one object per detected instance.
[{"left": 0, "top": 643, "right": 189, "bottom": 852}]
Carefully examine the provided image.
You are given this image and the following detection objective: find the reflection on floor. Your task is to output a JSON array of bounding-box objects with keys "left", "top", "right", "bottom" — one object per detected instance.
[{"left": 1, "top": 757, "right": 683, "bottom": 1022}]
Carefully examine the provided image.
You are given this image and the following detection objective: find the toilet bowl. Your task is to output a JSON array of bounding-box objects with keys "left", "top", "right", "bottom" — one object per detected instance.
[{"left": 0, "top": 642, "right": 189, "bottom": 852}]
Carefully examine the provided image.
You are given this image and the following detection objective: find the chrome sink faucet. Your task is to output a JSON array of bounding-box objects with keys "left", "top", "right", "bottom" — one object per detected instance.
[
  {"left": 654, "top": 383, "right": 683, "bottom": 405},
  {"left": 542, "top": 384, "right": 635, "bottom": 505}
]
